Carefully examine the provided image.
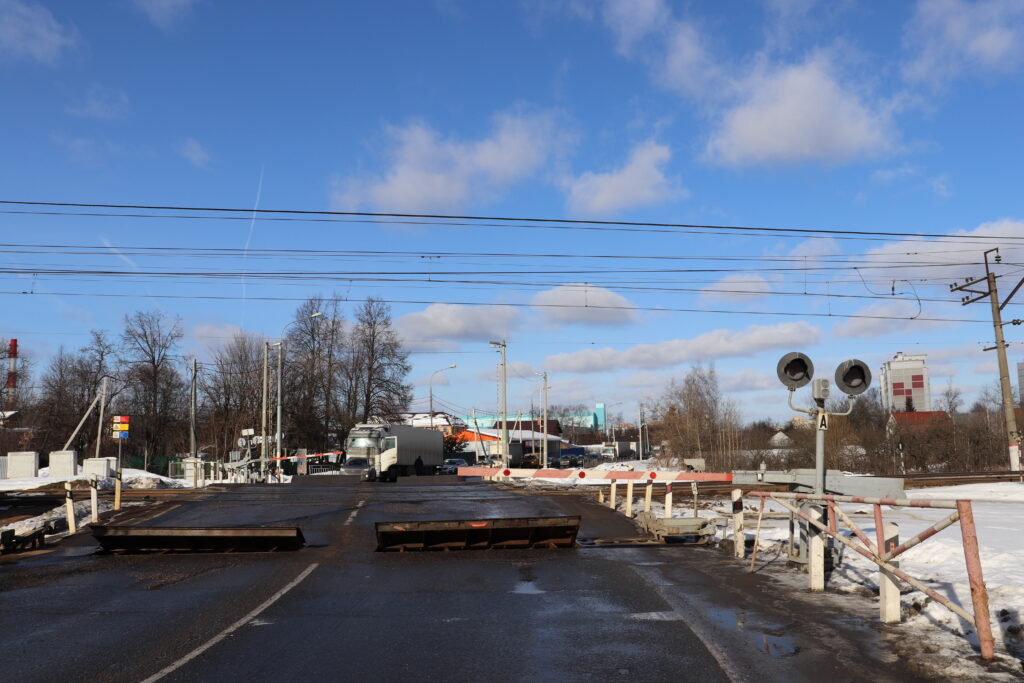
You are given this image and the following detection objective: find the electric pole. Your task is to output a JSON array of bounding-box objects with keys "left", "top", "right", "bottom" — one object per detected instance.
[
  {"left": 190, "top": 357, "right": 197, "bottom": 459},
  {"left": 951, "top": 248, "right": 1023, "bottom": 471},
  {"left": 536, "top": 371, "right": 548, "bottom": 468},
  {"left": 490, "top": 340, "right": 508, "bottom": 464},
  {"left": 261, "top": 341, "right": 269, "bottom": 478}
]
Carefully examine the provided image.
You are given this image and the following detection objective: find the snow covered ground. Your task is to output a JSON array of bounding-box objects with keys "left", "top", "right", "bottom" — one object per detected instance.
[{"left": 0, "top": 467, "right": 187, "bottom": 492}]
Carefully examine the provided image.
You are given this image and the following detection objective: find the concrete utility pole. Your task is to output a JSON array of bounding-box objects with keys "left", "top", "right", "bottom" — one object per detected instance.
[
  {"left": 490, "top": 341, "right": 508, "bottom": 463},
  {"left": 430, "top": 365, "right": 456, "bottom": 431},
  {"left": 94, "top": 376, "right": 108, "bottom": 460},
  {"left": 261, "top": 341, "right": 269, "bottom": 477},
  {"left": 536, "top": 371, "right": 548, "bottom": 468},
  {"left": 951, "top": 248, "right": 1024, "bottom": 472},
  {"left": 190, "top": 357, "right": 197, "bottom": 459}
]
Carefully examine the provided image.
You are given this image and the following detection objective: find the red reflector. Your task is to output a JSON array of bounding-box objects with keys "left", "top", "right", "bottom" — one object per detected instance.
[
  {"left": 578, "top": 471, "right": 586, "bottom": 478},
  {"left": 649, "top": 472, "right": 657, "bottom": 479},
  {"left": 503, "top": 469, "right": 511, "bottom": 476},
  {"left": 468, "top": 522, "right": 489, "bottom": 528}
]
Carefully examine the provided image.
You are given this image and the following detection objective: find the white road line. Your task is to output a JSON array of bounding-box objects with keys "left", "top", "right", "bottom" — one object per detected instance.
[
  {"left": 140, "top": 562, "right": 319, "bottom": 683},
  {"left": 344, "top": 499, "right": 366, "bottom": 526},
  {"left": 630, "top": 565, "right": 747, "bottom": 683}
]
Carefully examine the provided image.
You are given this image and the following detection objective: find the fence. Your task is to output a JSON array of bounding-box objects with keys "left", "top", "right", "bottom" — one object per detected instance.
[{"left": 737, "top": 489, "right": 996, "bottom": 661}]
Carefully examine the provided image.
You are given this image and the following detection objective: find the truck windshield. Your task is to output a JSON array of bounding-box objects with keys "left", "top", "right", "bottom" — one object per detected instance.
[
  {"left": 344, "top": 458, "right": 368, "bottom": 467},
  {"left": 346, "top": 437, "right": 379, "bottom": 455}
]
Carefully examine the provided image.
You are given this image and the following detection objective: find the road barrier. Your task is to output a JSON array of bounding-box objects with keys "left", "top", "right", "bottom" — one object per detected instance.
[
  {"left": 743, "top": 490, "right": 997, "bottom": 661},
  {"left": 92, "top": 525, "right": 306, "bottom": 553},
  {"left": 375, "top": 516, "right": 580, "bottom": 551},
  {"left": 457, "top": 466, "right": 732, "bottom": 483}
]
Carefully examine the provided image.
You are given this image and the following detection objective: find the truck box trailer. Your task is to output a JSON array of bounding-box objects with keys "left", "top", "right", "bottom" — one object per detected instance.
[{"left": 345, "top": 423, "right": 444, "bottom": 482}]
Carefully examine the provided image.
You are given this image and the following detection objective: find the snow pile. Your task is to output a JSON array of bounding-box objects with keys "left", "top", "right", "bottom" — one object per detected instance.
[
  {"left": 0, "top": 467, "right": 185, "bottom": 492},
  {"left": 0, "top": 498, "right": 143, "bottom": 536},
  {"left": 591, "top": 460, "right": 657, "bottom": 471}
]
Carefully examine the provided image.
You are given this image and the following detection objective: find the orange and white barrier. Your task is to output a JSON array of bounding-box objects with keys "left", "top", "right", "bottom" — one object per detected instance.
[{"left": 457, "top": 466, "right": 732, "bottom": 483}]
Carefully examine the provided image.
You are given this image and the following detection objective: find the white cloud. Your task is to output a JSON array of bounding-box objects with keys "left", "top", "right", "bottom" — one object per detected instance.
[
  {"left": 396, "top": 303, "right": 520, "bottom": 343},
  {"left": 413, "top": 371, "right": 450, "bottom": 387},
  {"left": 546, "top": 321, "right": 820, "bottom": 373},
  {"left": 565, "top": 140, "right": 686, "bottom": 216},
  {"left": 332, "top": 111, "right": 559, "bottom": 213},
  {"left": 861, "top": 218, "right": 1024, "bottom": 284},
  {"left": 904, "top": 0, "right": 1024, "bottom": 86},
  {"left": 929, "top": 174, "right": 952, "bottom": 198},
  {"left": 832, "top": 300, "right": 953, "bottom": 339},
  {"left": 720, "top": 369, "right": 778, "bottom": 393},
  {"left": 0, "top": 0, "right": 76, "bottom": 63},
  {"left": 180, "top": 137, "right": 211, "bottom": 167},
  {"left": 531, "top": 284, "right": 638, "bottom": 326},
  {"left": 871, "top": 164, "right": 918, "bottom": 184},
  {"left": 656, "top": 20, "right": 725, "bottom": 100},
  {"left": 601, "top": 0, "right": 672, "bottom": 56},
  {"left": 67, "top": 86, "right": 131, "bottom": 120},
  {"left": 701, "top": 274, "right": 772, "bottom": 303},
  {"left": 132, "top": 0, "right": 197, "bottom": 29},
  {"left": 706, "top": 56, "right": 894, "bottom": 166},
  {"left": 788, "top": 237, "right": 841, "bottom": 260}
]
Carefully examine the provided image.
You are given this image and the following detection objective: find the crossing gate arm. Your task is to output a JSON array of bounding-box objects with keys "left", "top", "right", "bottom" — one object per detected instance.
[{"left": 375, "top": 515, "right": 581, "bottom": 551}]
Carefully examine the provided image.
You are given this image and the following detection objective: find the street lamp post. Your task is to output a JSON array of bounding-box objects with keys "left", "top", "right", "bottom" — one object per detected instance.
[
  {"left": 490, "top": 341, "right": 508, "bottom": 464},
  {"left": 429, "top": 365, "right": 456, "bottom": 431},
  {"left": 535, "top": 371, "right": 548, "bottom": 468},
  {"left": 275, "top": 312, "right": 324, "bottom": 472}
]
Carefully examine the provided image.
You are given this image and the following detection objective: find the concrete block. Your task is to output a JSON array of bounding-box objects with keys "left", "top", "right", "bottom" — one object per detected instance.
[
  {"left": 105, "top": 457, "right": 118, "bottom": 472},
  {"left": 48, "top": 450, "right": 77, "bottom": 478},
  {"left": 8, "top": 451, "right": 39, "bottom": 478},
  {"left": 83, "top": 457, "right": 113, "bottom": 478}
]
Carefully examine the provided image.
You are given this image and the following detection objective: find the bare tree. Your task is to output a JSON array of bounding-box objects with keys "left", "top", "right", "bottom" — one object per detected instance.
[
  {"left": 351, "top": 298, "right": 411, "bottom": 422},
  {"left": 119, "top": 311, "right": 187, "bottom": 472}
]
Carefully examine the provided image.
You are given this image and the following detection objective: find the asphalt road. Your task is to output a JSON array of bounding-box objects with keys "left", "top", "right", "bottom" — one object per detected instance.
[{"left": 0, "top": 477, "right": 930, "bottom": 682}]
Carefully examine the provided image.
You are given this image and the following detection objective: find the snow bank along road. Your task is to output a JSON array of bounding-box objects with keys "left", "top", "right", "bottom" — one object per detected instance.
[{"left": 0, "top": 478, "right": 929, "bottom": 682}]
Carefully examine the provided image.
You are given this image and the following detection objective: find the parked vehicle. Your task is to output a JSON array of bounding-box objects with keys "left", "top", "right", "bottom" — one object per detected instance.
[
  {"left": 441, "top": 458, "right": 469, "bottom": 474},
  {"left": 521, "top": 454, "right": 540, "bottom": 468},
  {"left": 600, "top": 442, "right": 632, "bottom": 460},
  {"left": 344, "top": 423, "right": 444, "bottom": 482},
  {"left": 340, "top": 457, "right": 374, "bottom": 480}
]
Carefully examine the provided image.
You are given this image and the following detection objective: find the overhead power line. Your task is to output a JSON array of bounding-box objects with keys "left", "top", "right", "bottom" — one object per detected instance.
[
  {"left": 0, "top": 289, "right": 986, "bottom": 324},
  {"left": 2, "top": 200, "right": 1022, "bottom": 243}
]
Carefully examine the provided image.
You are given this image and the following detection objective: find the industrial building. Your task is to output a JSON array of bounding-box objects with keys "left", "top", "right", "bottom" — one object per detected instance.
[{"left": 880, "top": 352, "right": 931, "bottom": 412}]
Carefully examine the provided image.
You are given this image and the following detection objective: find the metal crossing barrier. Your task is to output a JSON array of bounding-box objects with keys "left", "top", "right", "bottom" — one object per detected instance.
[{"left": 375, "top": 516, "right": 581, "bottom": 551}]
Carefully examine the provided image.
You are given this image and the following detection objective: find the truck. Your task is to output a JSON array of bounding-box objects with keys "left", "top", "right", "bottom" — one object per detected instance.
[
  {"left": 599, "top": 441, "right": 632, "bottom": 460},
  {"left": 344, "top": 423, "right": 444, "bottom": 482}
]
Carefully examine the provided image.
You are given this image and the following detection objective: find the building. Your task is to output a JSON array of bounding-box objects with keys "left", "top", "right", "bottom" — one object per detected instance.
[
  {"left": 1018, "top": 361, "right": 1024, "bottom": 406},
  {"left": 880, "top": 352, "right": 931, "bottom": 412},
  {"left": 395, "top": 412, "right": 466, "bottom": 434}
]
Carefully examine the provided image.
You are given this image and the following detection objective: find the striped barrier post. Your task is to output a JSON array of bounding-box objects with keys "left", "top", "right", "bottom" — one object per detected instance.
[
  {"left": 609, "top": 481, "right": 617, "bottom": 510},
  {"left": 664, "top": 484, "right": 673, "bottom": 520},
  {"left": 625, "top": 481, "right": 634, "bottom": 517},
  {"left": 644, "top": 480, "right": 653, "bottom": 513},
  {"left": 64, "top": 481, "right": 77, "bottom": 534},
  {"left": 732, "top": 489, "right": 744, "bottom": 559}
]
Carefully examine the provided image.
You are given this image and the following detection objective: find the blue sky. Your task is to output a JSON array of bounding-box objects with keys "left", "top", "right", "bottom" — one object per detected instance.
[{"left": 2, "top": 0, "right": 1024, "bottom": 424}]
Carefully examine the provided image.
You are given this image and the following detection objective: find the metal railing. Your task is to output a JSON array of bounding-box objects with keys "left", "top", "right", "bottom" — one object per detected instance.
[{"left": 740, "top": 490, "right": 996, "bottom": 660}]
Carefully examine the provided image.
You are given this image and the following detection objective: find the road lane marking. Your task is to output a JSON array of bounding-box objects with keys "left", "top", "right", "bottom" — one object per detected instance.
[
  {"left": 344, "top": 499, "right": 366, "bottom": 526},
  {"left": 630, "top": 565, "right": 746, "bottom": 683},
  {"left": 140, "top": 562, "right": 319, "bottom": 683}
]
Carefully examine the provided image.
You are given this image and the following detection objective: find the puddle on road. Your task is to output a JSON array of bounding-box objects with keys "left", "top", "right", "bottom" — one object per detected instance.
[{"left": 703, "top": 605, "right": 800, "bottom": 658}]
